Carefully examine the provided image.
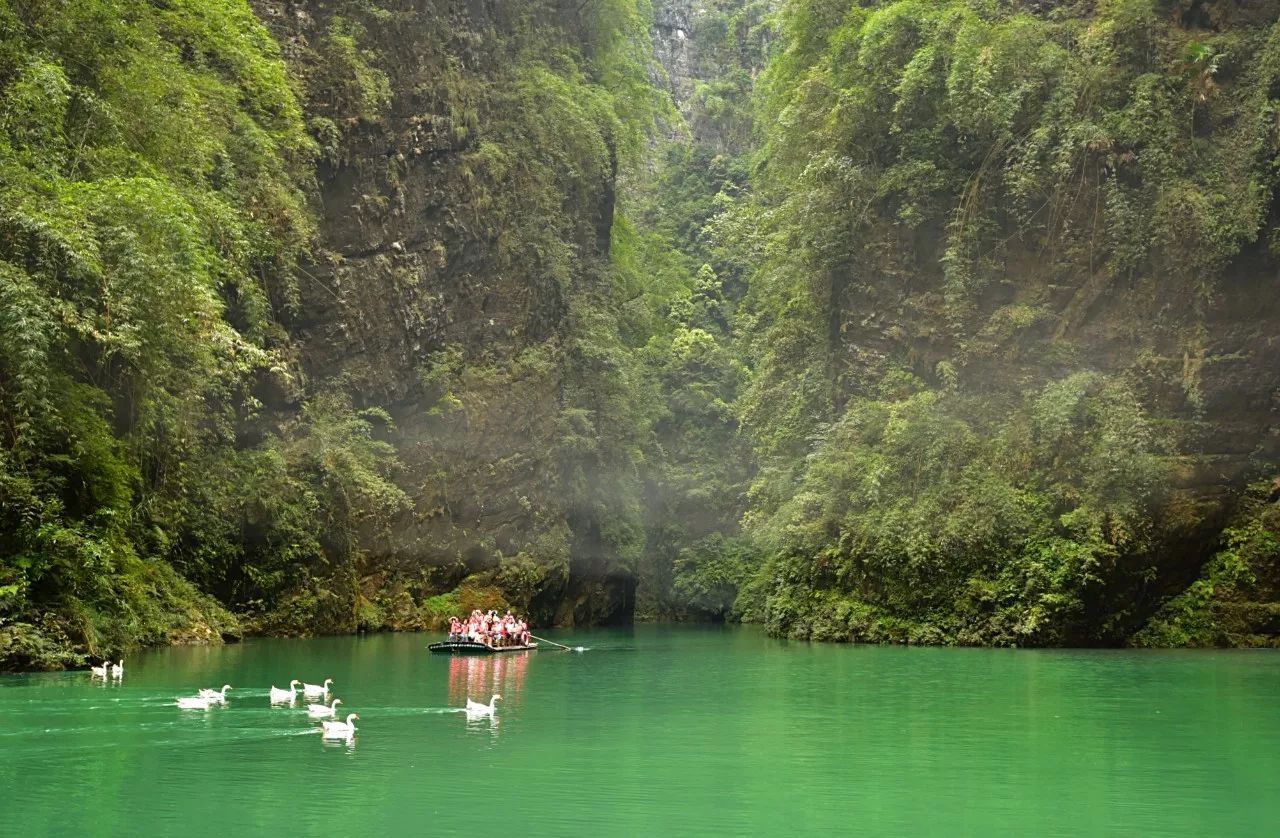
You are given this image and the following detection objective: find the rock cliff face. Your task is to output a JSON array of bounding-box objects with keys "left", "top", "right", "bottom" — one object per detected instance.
[
  {"left": 250, "top": 0, "right": 641, "bottom": 626},
  {"left": 651, "top": 0, "right": 697, "bottom": 110},
  {"left": 649, "top": 0, "right": 772, "bottom": 152}
]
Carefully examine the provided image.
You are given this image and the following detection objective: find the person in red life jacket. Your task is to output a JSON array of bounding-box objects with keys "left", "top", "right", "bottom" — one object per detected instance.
[{"left": 447, "top": 610, "right": 540, "bottom": 646}]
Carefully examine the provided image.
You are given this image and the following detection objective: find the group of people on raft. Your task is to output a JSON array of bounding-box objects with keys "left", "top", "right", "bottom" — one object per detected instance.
[{"left": 449, "top": 609, "right": 533, "bottom": 648}]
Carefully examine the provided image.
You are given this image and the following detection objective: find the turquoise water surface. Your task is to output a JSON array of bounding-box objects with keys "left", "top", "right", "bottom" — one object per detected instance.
[{"left": 2, "top": 625, "right": 1277, "bottom": 835}]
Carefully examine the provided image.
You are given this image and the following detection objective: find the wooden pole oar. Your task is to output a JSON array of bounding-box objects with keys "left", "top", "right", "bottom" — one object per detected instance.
[{"left": 529, "top": 633, "right": 584, "bottom": 652}]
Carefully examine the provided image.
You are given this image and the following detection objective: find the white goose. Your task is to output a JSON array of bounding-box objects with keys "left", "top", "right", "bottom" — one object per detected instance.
[
  {"left": 269, "top": 680, "right": 301, "bottom": 703},
  {"left": 112, "top": 659, "right": 124, "bottom": 679},
  {"left": 90, "top": 661, "right": 111, "bottom": 678},
  {"left": 176, "top": 695, "right": 213, "bottom": 710},
  {"left": 302, "top": 678, "right": 333, "bottom": 699},
  {"left": 198, "top": 684, "right": 233, "bottom": 703},
  {"left": 307, "top": 698, "right": 342, "bottom": 718},
  {"left": 321, "top": 713, "right": 359, "bottom": 738},
  {"left": 465, "top": 694, "right": 502, "bottom": 717}
]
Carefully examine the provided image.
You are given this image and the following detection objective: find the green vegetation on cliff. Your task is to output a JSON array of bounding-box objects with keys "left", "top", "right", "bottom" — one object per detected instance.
[
  {"left": 734, "top": 0, "right": 1280, "bottom": 645},
  {"left": 0, "top": 0, "right": 405, "bottom": 667},
  {"left": 624, "top": 0, "right": 772, "bottom": 619},
  {"left": 1133, "top": 481, "right": 1280, "bottom": 647},
  {"left": 0, "top": 0, "right": 317, "bottom": 670},
  {"left": 0, "top": 0, "right": 676, "bottom": 666}
]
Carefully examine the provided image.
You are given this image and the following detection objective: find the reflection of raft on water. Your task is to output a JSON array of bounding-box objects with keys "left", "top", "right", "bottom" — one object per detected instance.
[{"left": 428, "top": 640, "right": 538, "bottom": 655}]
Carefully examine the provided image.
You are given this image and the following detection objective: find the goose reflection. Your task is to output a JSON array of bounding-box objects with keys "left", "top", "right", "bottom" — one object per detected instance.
[
  {"left": 321, "top": 733, "right": 357, "bottom": 753},
  {"left": 465, "top": 709, "right": 500, "bottom": 738}
]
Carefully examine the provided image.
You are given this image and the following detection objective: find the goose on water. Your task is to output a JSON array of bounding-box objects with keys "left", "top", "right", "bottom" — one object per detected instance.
[
  {"left": 302, "top": 678, "right": 333, "bottom": 699},
  {"left": 321, "top": 713, "right": 359, "bottom": 738},
  {"left": 465, "top": 694, "right": 502, "bottom": 717},
  {"left": 112, "top": 659, "right": 124, "bottom": 679},
  {"left": 90, "top": 661, "right": 111, "bottom": 678},
  {"left": 269, "top": 680, "right": 301, "bottom": 703},
  {"left": 199, "top": 685, "right": 233, "bottom": 703},
  {"left": 176, "top": 695, "right": 213, "bottom": 710},
  {"left": 307, "top": 698, "right": 342, "bottom": 718}
]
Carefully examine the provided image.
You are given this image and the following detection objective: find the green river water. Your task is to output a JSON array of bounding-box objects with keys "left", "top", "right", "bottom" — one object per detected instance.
[{"left": 2, "top": 624, "right": 1277, "bottom": 836}]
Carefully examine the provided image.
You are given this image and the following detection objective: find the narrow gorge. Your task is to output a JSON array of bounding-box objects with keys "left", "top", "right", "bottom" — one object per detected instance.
[{"left": 2, "top": 0, "right": 1279, "bottom": 670}]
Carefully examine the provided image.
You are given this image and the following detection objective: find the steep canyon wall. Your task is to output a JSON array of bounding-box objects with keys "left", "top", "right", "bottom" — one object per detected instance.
[{"left": 251, "top": 0, "right": 647, "bottom": 628}]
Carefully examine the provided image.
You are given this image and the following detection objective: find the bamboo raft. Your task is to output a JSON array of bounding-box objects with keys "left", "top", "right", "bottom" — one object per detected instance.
[{"left": 427, "top": 640, "right": 538, "bottom": 655}]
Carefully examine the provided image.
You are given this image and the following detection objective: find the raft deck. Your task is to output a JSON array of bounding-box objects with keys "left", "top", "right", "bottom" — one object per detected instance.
[{"left": 428, "top": 640, "right": 538, "bottom": 655}]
